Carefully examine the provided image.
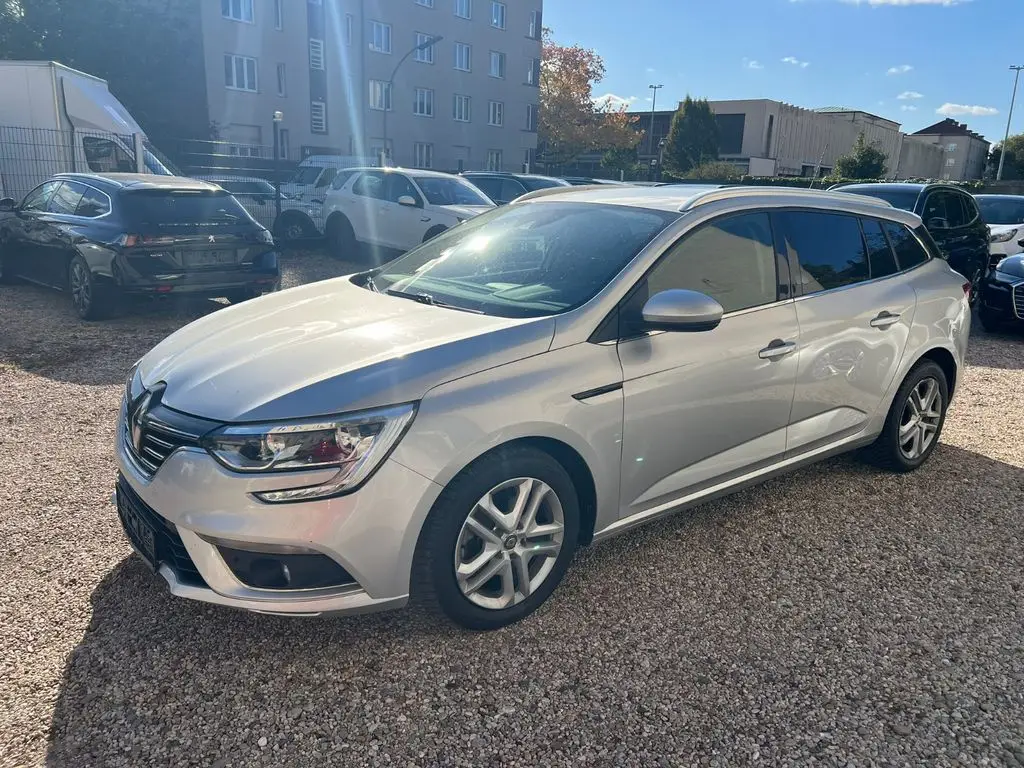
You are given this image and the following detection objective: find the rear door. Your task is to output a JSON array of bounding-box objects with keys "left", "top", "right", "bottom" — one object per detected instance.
[
  {"left": 778, "top": 210, "right": 916, "bottom": 456},
  {"left": 37, "top": 180, "right": 87, "bottom": 286},
  {"left": 922, "top": 189, "right": 975, "bottom": 280}
]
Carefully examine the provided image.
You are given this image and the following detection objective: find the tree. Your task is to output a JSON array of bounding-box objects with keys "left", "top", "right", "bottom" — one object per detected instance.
[
  {"left": 684, "top": 161, "right": 741, "bottom": 181},
  {"left": 833, "top": 133, "right": 888, "bottom": 179},
  {"left": 537, "top": 29, "right": 640, "bottom": 167},
  {"left": 989, "top": 134, "right": 1024, "bottom": 179},
  {"left": 600, "top": 145, "right": 638, "bottom": 176},
  {"left": 662, "top": 97, "right": 719, "bottom": 177}
]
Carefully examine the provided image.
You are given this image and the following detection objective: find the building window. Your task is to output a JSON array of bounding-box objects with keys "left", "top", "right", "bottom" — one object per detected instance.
[
  {"left": 311, "top": 101, "right": 327, "bottom": 134},
  {"left": 224, "top": 54, "right": 258, "bottom": 92},
  {"left": 455, "top": 0, "right": 471, "bottom": 19},
  {"left": 946, "top": 157, "right": 956, "bottom": 167},
  {"left": 414, "top": 142, "right": 434, "bottom": 168},
  {"left": 276, "top": 63, "right": 287, "bottom": 96},
  {"left": 221, "top": 0, "right": 254, "bottom": 23},
  {"left": 414, "top": 33, "right": 436, "bottom": 63},
  {"left": 309, "top": 39, "right": 325, "bottom": 70},
  {"left": 487, "top": 149, "right": 502, "bottom": 171},
  {"left": 489, "top": 51, "right": 505, "bottom": 78},
  {"left": 526, "top": 103, "right": 537, "bottom": 132},
  {"left": 370, "top": 21, "right": 392, "bottom": 53},
  {"left": 528, "top": 9, "right": 541, "bottom": 39},
  {"left": 454, "top": 42, "right": 471, "bottom": 71},
  {"left": 488, "top": 100, "right": 503, "bottom": 126},
  {"left": 346, "top": 14, "right": 354, "bottom": 44},
  {"left": 414, "top": 88, "right": 435, "bottom": 117},
  {"left": 453, "top": 94, "right": 471, "bottom": 122},
  {"left": 416, "top": 0, "right": 434, "bottom": 5},
  {"left": 491, "top": 1, "right": 506, "bottom": 28},
  {"left": 278, "top": 128, "right": 290, "bottom": 160},
  {"left": 527, "top": 57, "right": 540, "bottom": 86},
  {"left": 946, "top": 142, "right": 958, "bottom": 152},
  {"left": 369, "top": 80, "right": 393, "bottom": 110}
]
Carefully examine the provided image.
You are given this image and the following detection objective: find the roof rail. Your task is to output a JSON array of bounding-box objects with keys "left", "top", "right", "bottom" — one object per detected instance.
[
  {"left": 680, "top": 185, "right": 894, "bottom": 212},
  {"left": 511, "top": 184, "right": 605, "bottom": 204}
]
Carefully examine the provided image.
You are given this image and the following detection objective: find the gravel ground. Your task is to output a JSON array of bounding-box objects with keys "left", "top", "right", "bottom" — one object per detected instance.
[{"left": 1, "top": 253, "right": 1023, "bottom": 767}]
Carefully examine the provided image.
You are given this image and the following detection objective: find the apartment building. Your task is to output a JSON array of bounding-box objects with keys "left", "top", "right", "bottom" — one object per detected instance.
[
  {"left": 908, "top": 119, "right": 990, "bottom": 182},
  {"left": 198, "top": 0, "right": 542, "bottom": 170}
]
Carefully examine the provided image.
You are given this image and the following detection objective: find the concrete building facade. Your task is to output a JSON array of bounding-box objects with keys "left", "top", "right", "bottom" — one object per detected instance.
[
  {"left": 197, "top": 0, "right": 541, "bottom": 169},
  {"left": 907, "top": 119, "right": 990, "bottom": 182}
]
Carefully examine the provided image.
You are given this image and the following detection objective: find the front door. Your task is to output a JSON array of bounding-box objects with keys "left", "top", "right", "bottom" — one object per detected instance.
[
  {"left": 617, "top": 211, "right": 799, "bottom": 518},
  {"left": 383, "top": 173, "right": 430, "bottom": 251},
  {"left": 6, "top": 180, "right": 61, "bottom": 282},
  {"left": 775, "top": 210, "right": 917, "bottom": 455}
]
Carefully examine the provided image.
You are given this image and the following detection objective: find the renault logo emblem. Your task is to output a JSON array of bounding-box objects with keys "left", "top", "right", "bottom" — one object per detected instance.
[{"left": 130, "top": 391, "right": 152, "bottom": 454}]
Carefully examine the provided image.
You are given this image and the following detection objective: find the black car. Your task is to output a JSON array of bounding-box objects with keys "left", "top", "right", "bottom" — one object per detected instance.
[
  {"left": 461, "top": 172, "right": 571, "bottom": 204},
  {"left": 831, "top": 182, "right": 990, "bottom": 304},
  {"left": 0, "top": 173, "right": 279, "bottom": 319},
  {"left": 977, "top": 253, "right": 1024, "bottom": 332}
]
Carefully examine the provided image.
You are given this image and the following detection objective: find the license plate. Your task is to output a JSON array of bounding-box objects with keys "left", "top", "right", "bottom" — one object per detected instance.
[
  {"left": 116, "top": 488, "right": 158, "bottom": 570},
  {"left": 183, "top": 249, "right": 236, "bottom": 268}
]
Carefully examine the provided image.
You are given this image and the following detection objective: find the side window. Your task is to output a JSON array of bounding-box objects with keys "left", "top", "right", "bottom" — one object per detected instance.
[
  {"left": 469, "top": 176, "right": 502, "bottom": 201},
  {"left": 861, "top": 218, "right": 899, "bottom": 279},
  {"left": 957, "top": 193, "right": 979, "bottom": 226},
  {"left": 386, "top": 174, "right": 420, "bottom": 204},
  {"left": 351, "top": 172, "right": 385, "bottom": 199},
  {"left": 944, "top": 193, "right": 968, "bottom": 228},
  {"left": 47, "top": 181, "right": 86, "bottom": 215},
  {"left": 317, "top": 167, "right": 337, "bottom": 188},
  {"left": 21, "top": 181, "right": 61, "bottom": 212},
  {"left": 330, "top": 170, "right": 357, "bottom": 190},
  {"left": 76, "top": 186, "right": 111, "bottom": 218},
  {"left": 775, "top": 211, "right": 868, "bottom": 294},
  {"left": 882, "top": 221, "right": 931, "bottom": 269},
  {"left": 923, "top": 191, "right": 961, "bottom": 229},
  {"left": 82, "top": 136, "right": 134, "bottom": 172},
  {"left": 500, "top": 178, "right": 526, "bottom": 202},
  {"left": 629, "top": 212, "right": 779, "bottom": 328}
]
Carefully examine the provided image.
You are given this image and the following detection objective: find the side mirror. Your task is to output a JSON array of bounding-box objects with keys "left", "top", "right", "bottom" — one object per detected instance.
[
  {"left": 641, "top": 289, "right": 724, "bottom": 332},
  {"left": 397, "top": 195, "right": 418, "bottom": 207},
  {"left": 0, "top": 198, "right": 16, "bottom": 212}
]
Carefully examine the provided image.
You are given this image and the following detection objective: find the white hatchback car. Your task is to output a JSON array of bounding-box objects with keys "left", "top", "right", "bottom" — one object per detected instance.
[{"left": 323, "top": 168, "right": 494, "bottom": 257}]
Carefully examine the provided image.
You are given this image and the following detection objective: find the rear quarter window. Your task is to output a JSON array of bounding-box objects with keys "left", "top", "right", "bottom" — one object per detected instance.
[{"left": 882, "top": 221, "right": 932, "bottom": 269}]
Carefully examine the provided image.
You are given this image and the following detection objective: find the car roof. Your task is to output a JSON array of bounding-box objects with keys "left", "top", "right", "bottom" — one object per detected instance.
[
  {"left": 341, "top": 166, "right": 465, "bottom": 180},
  {"left": 463, "top": 171, "right": 567, "bottom": 182},
  {"left": 974, "top": 193, "right": 1024, "bottom": 200},
  {"left": 192, "top": 174, "right": 270, "bottom": 183},
  {"left": 53, "top": 172, "right": 223, "bottom": 192},
  {"left": 513, "top": 184, "right": 902, "bottom": 215}
]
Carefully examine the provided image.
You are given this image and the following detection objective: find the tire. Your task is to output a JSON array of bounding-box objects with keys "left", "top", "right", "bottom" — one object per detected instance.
[
  {"left": 274, "top": 212, "right": 315, "bottom": 243},
  {"left": 0, "top": 230, "right": 14, "bottom": 284},
  {"left": 413, "top": 445, "right": 580, "bottom": 630},
  {"left": 422, "top": 225, "right": 447, "bottom": 243},
  {"left": 326, "top": 214, "right": 356, "bottom": 259},
  {"left": 978, "top": 306, "right": 1002, "bottom": 333},
  {"left": 68, "top": 255, "right": 113, "bottom": 320},
  {"left": 863, "top": 360, "right": 949, "bottom": 473}
]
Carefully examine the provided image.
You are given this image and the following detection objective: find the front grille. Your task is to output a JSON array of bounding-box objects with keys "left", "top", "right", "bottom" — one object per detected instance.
[
  {"left": 122, "top": 386, "right": 215, "bottom": 477},
  {"left": 116, "top": 475, "right": 207, "bottom": 588},
  {"left": 1014, "top": 284, "right": 1024, "bottom": 320}
]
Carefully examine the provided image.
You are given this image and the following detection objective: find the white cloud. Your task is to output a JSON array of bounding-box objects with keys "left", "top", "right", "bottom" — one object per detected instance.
[
  {"left": 782, "top": 56, "right": 810, "bottom": 68},
  {"left": 744, "top": 59, "right": 764, "bottom": 70},
  {"left": 936, "top": 103, "right": 998, "bottom": 117},
  {"left": 901, "top": 105, "right": 918, "bottom": 111},
  {"left": 897, "top": 91, "right": 924, "bottom": 100},
  {"left": 645, "top": 67, "right": 656, "bottom": 73},
  {"left": 594, "top": 93, "right": 638, "bottom": 110},
  {"left": 887, "top": 64, "right": 914, "bottom": 75}
]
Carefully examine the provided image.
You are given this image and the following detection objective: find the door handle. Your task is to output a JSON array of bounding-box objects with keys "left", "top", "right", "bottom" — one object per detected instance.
[
  {"left": 758, "top": 339, "right": 797, "bottom": 360},
  {"left": 869, "top": 311, "right": 901, "bottom": 329}
]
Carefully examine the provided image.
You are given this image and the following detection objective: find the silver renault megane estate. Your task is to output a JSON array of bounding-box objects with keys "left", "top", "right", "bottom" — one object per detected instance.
[{"left": 115, "top": 185, "right": 971, "bottom": 629}]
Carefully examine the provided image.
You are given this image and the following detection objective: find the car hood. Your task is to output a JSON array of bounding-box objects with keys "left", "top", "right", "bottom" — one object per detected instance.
[
  {"left": 435, "top": 204, "right": 495, "bottom": 219},
  {"left": 139, "top": 277, "right": 554, "bottom": 422}
]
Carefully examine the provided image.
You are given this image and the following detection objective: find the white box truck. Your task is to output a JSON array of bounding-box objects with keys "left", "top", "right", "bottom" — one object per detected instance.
[{"left": 0, "top": 61, "right": 174, "bottom": 200}]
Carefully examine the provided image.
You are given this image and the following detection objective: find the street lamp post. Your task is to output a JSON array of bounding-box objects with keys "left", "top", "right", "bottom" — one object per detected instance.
[
  {"left": 997, "top": 65, "right": 1024, "bottom": 181},
  {"left": 272, "top": 110, "right": 283, "bottom": 220},
  {"left": 381, "top": 34, "right": 443, "bottom": 167},
  {"left": 647, "top": 84, "right": 664, "bottom": 157},
  {"left": 657, "top": 137, "right": 666, "bottom": 182}
]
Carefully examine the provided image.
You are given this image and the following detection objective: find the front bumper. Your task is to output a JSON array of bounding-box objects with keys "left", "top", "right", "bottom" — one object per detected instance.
[
  {"left": 115, "top": 408, "right": 443, "bottom": 616},
  {"left": 979, "top": 276, "right": 1024, "bottom": 324}
]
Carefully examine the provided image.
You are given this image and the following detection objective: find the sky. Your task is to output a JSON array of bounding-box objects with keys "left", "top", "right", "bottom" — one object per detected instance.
[{"left": 544, "top": 0, "right": 1017, "bottom": 142}]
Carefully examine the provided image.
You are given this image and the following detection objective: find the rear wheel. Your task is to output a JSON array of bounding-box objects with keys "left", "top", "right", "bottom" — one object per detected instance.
[
  {"left": 327, "top": 215, "right": 356, "bottom": 259},
  {"left": 68, "top": 255, "right": 114, "bottom": 320},
  {"left": 414, "top": 446, "right": 580, "bottom": 630},
  {"left": 863, "top": 360, "right": 948, "bottom": 473}
]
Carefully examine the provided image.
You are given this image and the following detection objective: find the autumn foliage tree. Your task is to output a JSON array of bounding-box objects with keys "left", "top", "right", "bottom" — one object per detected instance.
[{"left": 538, "top": 29, "right": 640, "bottom": 167}]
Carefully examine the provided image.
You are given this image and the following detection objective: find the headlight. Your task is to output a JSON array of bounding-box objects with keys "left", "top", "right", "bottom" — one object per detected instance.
[
  {"left": 202, "top": 403, "right": 416, "bottom": 502},
  {"left": 990, "top": 228, "right": 1019, "bottom": 243}
]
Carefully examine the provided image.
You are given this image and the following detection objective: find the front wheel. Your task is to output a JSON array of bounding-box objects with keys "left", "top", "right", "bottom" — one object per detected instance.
[
  {"left": 414, "top": 446, "right": 580, "bottom": 630},
  {"left": 863, "top": 360, "right": 948, "bottom": 473}
]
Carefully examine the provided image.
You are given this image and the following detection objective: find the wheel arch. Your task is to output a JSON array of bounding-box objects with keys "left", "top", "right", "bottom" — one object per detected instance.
[
  {"left": 916, "top": 345, "right": 958, "bottom": 399},
  {"left": 423, "top": 224, "right": 448, "bottom": 243}
]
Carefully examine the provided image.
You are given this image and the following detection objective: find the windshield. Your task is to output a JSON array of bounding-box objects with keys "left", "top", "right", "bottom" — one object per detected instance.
[
  {"left": 414, "top": 176, "right": 492, "bottom": 206},
  {"left": 837, "top": 185, "right": 920, "bottom": 212},
  {"left": 374, "top": 202, "right": 679, "bottom": 318},
  {"left": 289, "top": 166, "right": 323, "bottom": 185},
  {"left": 521, "top": 177, "right": 569, "bottom": 192},
  {"left": 977, "top": 196, "right": 1024, "bottom": 225},
  {"left": 120, "top": 190, "right": 252, "bottom": 225}
]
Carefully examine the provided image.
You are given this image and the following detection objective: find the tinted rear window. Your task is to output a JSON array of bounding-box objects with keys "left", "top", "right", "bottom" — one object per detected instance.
[
  {"left": 775, "top": 211, "right": 868, "bottom": 293},
  {"left": 839, "top": 186, "right": 920, "bottom": 212},
  {"left": 119, "top": 190, "right": 251, "bottom": 225}
]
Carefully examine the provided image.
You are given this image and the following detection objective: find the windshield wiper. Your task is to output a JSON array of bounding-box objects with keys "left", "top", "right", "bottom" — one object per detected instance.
[{"left": 385, "top": 288, "right": 484, "bottom": 314}]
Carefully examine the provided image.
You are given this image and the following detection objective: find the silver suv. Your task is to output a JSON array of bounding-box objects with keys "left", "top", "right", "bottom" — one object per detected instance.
[{"left": 115, "top": 186, "right": 971, "bottom": 630}]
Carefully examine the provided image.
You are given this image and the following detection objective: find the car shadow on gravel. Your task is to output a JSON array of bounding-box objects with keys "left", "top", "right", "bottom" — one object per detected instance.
[
  {"left": 44, "top": 443, "right": 1024, "bottom": 767},
  {"left": 967, "top": 326, "right": 1024, "bottom": 370}
]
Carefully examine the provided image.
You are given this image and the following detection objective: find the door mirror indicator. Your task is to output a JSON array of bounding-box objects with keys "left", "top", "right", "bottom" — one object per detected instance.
[
  {"left": 641, "top": 289, "right": 724, "bottom": 332},
  {"left": 397, "top": 195, "right": 418, "bottom": 207}
]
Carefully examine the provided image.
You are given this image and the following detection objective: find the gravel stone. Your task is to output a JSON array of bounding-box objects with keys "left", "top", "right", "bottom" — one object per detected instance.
[{"left": 1, "top": 252, "right": 1024, "bottom": 767}]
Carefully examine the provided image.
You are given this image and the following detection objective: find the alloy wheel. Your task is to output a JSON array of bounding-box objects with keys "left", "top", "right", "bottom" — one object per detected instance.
[
  {"left": 898, "top": 376, "right": 942, "bottom": 460},
  {"left": 70, "top": 261, "right": 92, "bottom": 315},
  {"left": 454, "top": 477, "right": 565, "bottom": 611}
]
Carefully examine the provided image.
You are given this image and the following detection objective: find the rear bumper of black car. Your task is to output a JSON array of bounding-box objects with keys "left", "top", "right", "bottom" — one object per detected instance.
[{"left": 112, "top": 250, "right": 280, "bottom": 295}]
